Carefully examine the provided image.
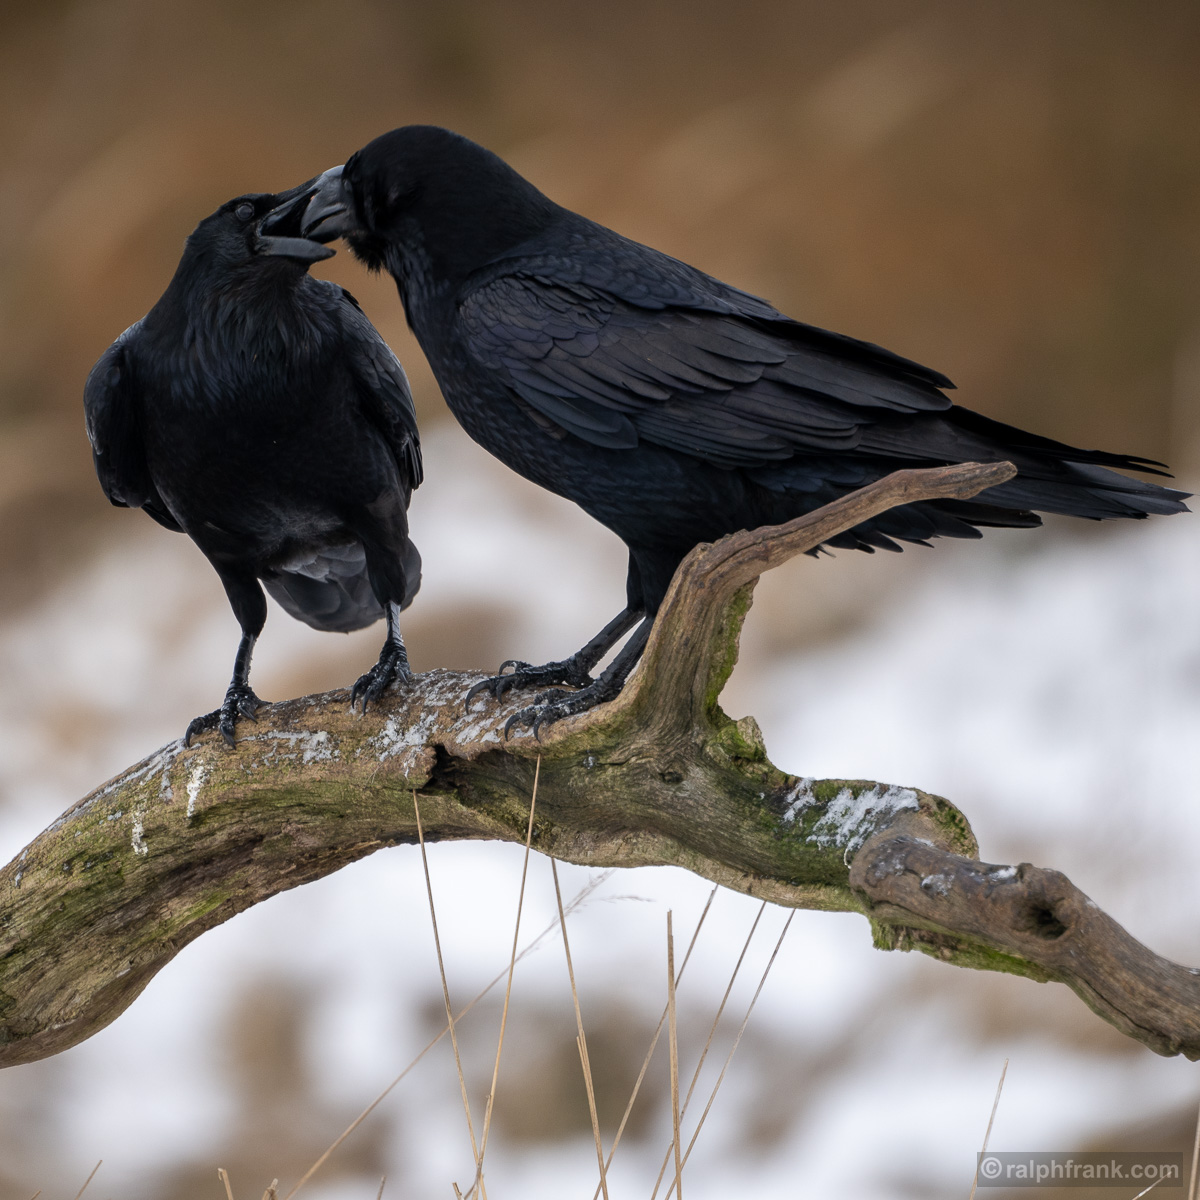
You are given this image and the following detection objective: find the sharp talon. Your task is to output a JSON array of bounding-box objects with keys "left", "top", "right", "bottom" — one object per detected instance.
[
  {"left": 352, "top": 642, "right": 410, "bottom": 716},
  {"left": 464, "top": 657, "right": 593, "bottom": 711},
  {"left": 491, "top": 671, "right": 626, "bottom": 739},
  {"left": 186, "top": 683, "right": 264, "bottom": 748}
]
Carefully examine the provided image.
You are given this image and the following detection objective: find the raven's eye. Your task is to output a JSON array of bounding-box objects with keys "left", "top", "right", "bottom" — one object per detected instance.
[{"left": 235, "top": 203, "right": 254, "bottom": 221}]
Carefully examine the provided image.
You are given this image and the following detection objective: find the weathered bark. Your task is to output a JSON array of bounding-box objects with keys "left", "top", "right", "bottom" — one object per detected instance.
[{"left": 2, "top": 461, "right": 1197, "bottom": 1068}]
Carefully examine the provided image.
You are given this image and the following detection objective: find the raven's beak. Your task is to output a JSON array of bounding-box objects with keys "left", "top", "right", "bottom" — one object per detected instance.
[
  {"left": 256, "top": 178, "right": 336, "bottom": 262},
  {"left": 299, "top": 166, "right": 354, "bottom": 241}
]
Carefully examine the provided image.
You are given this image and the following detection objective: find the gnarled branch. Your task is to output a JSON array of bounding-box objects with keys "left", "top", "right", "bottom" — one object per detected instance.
[{"left": 2, "top": 461, "right": 1197, "bottom": 1068}]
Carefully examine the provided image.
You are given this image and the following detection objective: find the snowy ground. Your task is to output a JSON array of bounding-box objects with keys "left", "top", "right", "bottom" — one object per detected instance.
[{"left": 0, "top": 427, "right": 1196, "bottom": 1199}]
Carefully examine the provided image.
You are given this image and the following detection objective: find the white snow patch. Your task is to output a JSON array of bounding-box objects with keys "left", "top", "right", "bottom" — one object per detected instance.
[
  {"left": 367, "top": 713, "right": 436, "bottom": 761},
  {"left": 920, "top": 872, "right": 952, "bottom": 897},
  {"left": 300, "top": 730, "right": 334, "bottom": 764},
  {"left": 46, "top": 746, "right": 179, "bottom": 835},
  {"left": 795, "top": 782, "right": 920, "bottom": 857},
  {"left": 130, "top": 809, "right": 147, "bottom": 856},
  {"left": 988, "top": 865, "right": 1017, "bottom": 882},
  {"left": 245, "top": 729, "right": 338, "bottom": 765},
  {"left": 185, "top": 762, "right": 207, "bottom": 820},
  {"left": 453, "top": 714, "right": 502, "bottom": 745},
  {"left": 779, "top": 777, "right": 817, "bottom": 823}
]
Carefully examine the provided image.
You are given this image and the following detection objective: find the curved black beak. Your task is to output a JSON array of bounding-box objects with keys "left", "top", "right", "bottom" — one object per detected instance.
[
  {"left": 299, "top": 166, "right": 354, "bottom": 242},
  {"left": 256, "top": 177, "right": 336, "bottom": 262}
]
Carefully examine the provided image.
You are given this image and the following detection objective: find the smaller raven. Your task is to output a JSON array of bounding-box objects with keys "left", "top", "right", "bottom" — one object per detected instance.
[{"left": 85, "top": 183, "right": 423, "bottom": 746}]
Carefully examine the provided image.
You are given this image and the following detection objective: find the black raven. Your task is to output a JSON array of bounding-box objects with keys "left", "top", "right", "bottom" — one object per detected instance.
[
  {"left": 279, "top": 125, "right": 1187, "bottom": 735},
  {"left": 85, "top": 184, "right": 423, "bottom": 746}
]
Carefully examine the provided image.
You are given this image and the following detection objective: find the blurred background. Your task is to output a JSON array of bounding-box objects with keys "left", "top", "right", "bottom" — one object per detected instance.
[{"left": 1, "top": 0, "right": 1199, "bottom": 1196}]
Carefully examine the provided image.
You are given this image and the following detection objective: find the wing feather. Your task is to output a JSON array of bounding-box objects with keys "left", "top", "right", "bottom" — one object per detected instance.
[
  {"left": 459, "top": 269, "right": 950, "bottom": 466},
  {"left": 335, "top": 287, "right": 424, "bottom": 492},
  {"left": 83, "top": 325, "right": 181, "bottom": 531}
]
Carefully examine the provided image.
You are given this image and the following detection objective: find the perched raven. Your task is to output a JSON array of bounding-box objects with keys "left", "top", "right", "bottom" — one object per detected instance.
[
  {"left": 85, "top": 185, "right": 423, "bottom": 746},
  {"left": 278, "top": 125, "right": 1187, "bottom": 735}
]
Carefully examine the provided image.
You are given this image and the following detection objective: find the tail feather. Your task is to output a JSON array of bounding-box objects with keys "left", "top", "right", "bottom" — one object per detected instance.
[
  {"left": 945, "top": 407, "right": 1173, "bottom": 477},
  {"left": 261, "top": 541, "right": 422, "bottom": 634},
  {"left": 851, "top": 405, "right": 1190, "bottom": 524},
  {"left": 976, "top": 469, "right": 1188, "bottom": 520}
]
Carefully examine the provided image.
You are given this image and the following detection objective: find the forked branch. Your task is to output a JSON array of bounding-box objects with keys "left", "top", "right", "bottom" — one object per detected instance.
[{"left": 2, "top": 461, "right": 1197, "bottom": 1068}]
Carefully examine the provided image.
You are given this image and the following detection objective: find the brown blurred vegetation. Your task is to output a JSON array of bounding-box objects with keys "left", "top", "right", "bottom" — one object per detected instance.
[{"left": 1, "top": 0, "right": 1199, "bottom": 618}]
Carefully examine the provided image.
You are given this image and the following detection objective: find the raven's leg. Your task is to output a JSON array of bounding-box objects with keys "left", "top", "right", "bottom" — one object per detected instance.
[
  {"left": 351, "top": 599, "right": 412, "bottom": 713},
  {"left": 185, "top": 574, "right": 268, "bottom": 748},
  {"left": 465, "top": 606, "right": 644, "bottom": 706},
  {"left": 349, "top": 499, "right": 419, "bottom": 714},
  {"left": 503, "top": 616, "right": 654, "bottom": 739}
]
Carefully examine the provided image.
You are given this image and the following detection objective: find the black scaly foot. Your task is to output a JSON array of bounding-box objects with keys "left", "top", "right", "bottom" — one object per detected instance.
[
  {"left": 464, "top": 655, "right": 594, "bottom": 708},
  {"left": 184, "top": 683, "right": 265, "bottom": 748},
  {"left": 464, "top": 607, "right": 645, "bottom": 711},
  {"left": 503, "top": 676, "right": 627, "bottom": 741},
  {"left": 351, "top": 641, "right": 412, "bottom": 713},
  {"left": 503, "top": 618, "right": 653, "bottom": 740}
]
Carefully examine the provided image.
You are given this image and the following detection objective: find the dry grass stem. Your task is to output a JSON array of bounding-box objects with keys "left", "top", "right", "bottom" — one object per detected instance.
[
  {"left": 968, "top": 1058, "right": 1009, "bottom": 1200},
  {"left": 70, "top": 1161, "right": 102, "bottom": 1200},
  {"left": 1131, "top": 1180, "right": 1163, "bottom": 1199},
  {"left": 471, "top": 758, "right": 542, "bottom": 1200},
  {"left": 592, "top": 887, "right": 717, "bottom": 1199},
  {"left": 678, "top": 902, "right": 764, "bottom": 1115},
  {"left": 375, "top": 1175, "right": 386, "bottom": 1200},
  {"left": 551, "top": 857, "right": 610, "bottom": 1200},
  {"left": 282, "top": 874, "right": 612, "bottom": 1200},
  {"left": 413, "top": 792, "right": 482, "bottom": 1183},
  {"left": 667, "top": 911, "right": 684, "bottom": 1200},
  {"left": 262, "top": 1181, "right": 279, "bottom": 1200},
  {"left": 27, "top": 1191, "right": 42, "bottom": 1200},
  {"left": 218, "top": 1167, "right": 235, "bottom": 1200},
  {"left": 661, "top": 911, "right": 794, "bottom": 1200},
  {"left": 576, "top": 1033, "right": 611, "bottom": 1200},
  {"left": 1189, "top": 1094, "right": 1200, "bottom": 1200},
  {"left": 650, "top": 901, "right": 765, "bottom": 1198}
]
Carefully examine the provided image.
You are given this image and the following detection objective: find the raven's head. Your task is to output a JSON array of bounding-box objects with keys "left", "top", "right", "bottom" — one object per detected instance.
[
  {"left": 188, "top": 183, "right": 336, "bottom": 271},
  {"left": 281, "top": 126, "right": 561, "bottom": 283}
]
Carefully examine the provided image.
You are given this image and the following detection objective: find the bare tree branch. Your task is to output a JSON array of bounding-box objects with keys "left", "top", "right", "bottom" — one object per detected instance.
[{"left": 2, "top": 461, "right": 1197, "bottom": 1068}]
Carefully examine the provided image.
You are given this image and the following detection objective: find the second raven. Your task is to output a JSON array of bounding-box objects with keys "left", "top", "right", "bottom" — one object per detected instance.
[
  {"left": 282, "top": 126, "right": 1187, "bottom": 735},
  {"left": 85, "top": 186, "right": 422, "bottom": 746}
]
